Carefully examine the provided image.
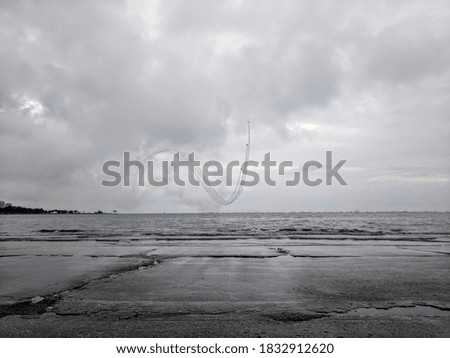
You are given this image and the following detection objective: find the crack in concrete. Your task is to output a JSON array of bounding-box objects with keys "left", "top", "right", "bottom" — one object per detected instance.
[
  {"left": 264, "top": 312, "right": 329, "bottom": 322},
  {"left": 265, "top": 303, "right": 450, "bottom": 324},
  {"left": 0, "top": 255, "right": 163, "bottom": 319},
  {"left": 313, "top": 303, "right": 450, "bottom": 316},
  {"left": 0, "top": 297, "right": 60, "bottom": 318}
]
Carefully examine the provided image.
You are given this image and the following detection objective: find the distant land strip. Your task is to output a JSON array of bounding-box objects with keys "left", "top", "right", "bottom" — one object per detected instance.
[{"left": 0, "top": 205, "right": 104, "bottom": 215}]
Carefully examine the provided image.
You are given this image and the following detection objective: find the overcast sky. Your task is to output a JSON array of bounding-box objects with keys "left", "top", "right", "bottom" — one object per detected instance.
[{"left": 1, "top": 0, "right": 449, "bottom": 212}]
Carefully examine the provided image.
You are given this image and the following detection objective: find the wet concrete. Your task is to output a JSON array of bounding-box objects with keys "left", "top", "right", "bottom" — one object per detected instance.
[{"left": 0, "top": 239, "right": 449, "bottom": 337}]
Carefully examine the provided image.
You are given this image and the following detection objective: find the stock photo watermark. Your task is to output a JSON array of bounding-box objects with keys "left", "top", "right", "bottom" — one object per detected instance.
[{"left": 102, "top": 151, "right": 347, "bottom": 188}]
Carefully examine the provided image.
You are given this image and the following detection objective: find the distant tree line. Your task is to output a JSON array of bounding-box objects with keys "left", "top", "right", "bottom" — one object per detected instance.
[{"left": 0, "top": 204, "right": 103, "bottom": 215}]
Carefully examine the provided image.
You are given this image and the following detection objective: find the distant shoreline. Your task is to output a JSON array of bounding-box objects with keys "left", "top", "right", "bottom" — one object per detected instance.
[
  {"left": 0, "top": 206, "right": 104, "bottom": 215},
  {"left": 0, "top": 206, "right": 448, "bottom": 215}
]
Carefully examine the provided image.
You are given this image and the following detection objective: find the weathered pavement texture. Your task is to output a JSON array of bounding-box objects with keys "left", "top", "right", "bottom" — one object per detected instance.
[{"left": 0, "top": 238, "right": 449, "bottom": 337}]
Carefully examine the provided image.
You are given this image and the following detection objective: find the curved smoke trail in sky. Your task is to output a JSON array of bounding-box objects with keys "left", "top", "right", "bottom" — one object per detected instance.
[
  {"left": 154, "top": 122, "right": 251, "bottom": 206},
  {"left": 189, "top": 121, "right": 251, "bottom": 205}
]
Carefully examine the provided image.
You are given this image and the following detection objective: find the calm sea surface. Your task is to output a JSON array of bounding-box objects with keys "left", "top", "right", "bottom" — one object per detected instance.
[{"left": 1, "top": 212, "right": 449, "bottom": 241}]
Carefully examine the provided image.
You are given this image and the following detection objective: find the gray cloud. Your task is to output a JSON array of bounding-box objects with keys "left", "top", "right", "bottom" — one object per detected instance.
[{"left": 0, "top": 0, "right": 449, "bottom": 212}]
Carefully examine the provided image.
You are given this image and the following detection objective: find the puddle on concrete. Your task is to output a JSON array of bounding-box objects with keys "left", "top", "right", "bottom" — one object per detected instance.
[{"left": 347, "top": 305, "right": 449, "bottom": 317}]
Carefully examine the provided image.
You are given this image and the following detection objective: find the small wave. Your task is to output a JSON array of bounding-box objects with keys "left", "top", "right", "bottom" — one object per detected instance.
[
  {"left": 141, "top": 232, "right": 243, "bottom": 237},
  {"left": 278, "top": 228, "right": 298, "bottom": 232},
  {"left": 276, "top": 228, "right": 387, "bottom": 236},
  {"left": 38, "top": 229, "right": 86, "bottom": 233}
]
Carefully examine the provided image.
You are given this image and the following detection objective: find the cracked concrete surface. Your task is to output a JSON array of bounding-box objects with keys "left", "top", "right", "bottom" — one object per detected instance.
[{"left": 0, "top": 238, "right": 449, "bottom": 337}]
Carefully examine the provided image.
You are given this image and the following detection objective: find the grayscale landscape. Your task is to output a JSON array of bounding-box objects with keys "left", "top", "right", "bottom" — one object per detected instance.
[
  {"left": 1, "top": 213, "right": 448, "bottom": 337},
  {"left": 1, "top": 0, "right": 449, "bottom": 339}
]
